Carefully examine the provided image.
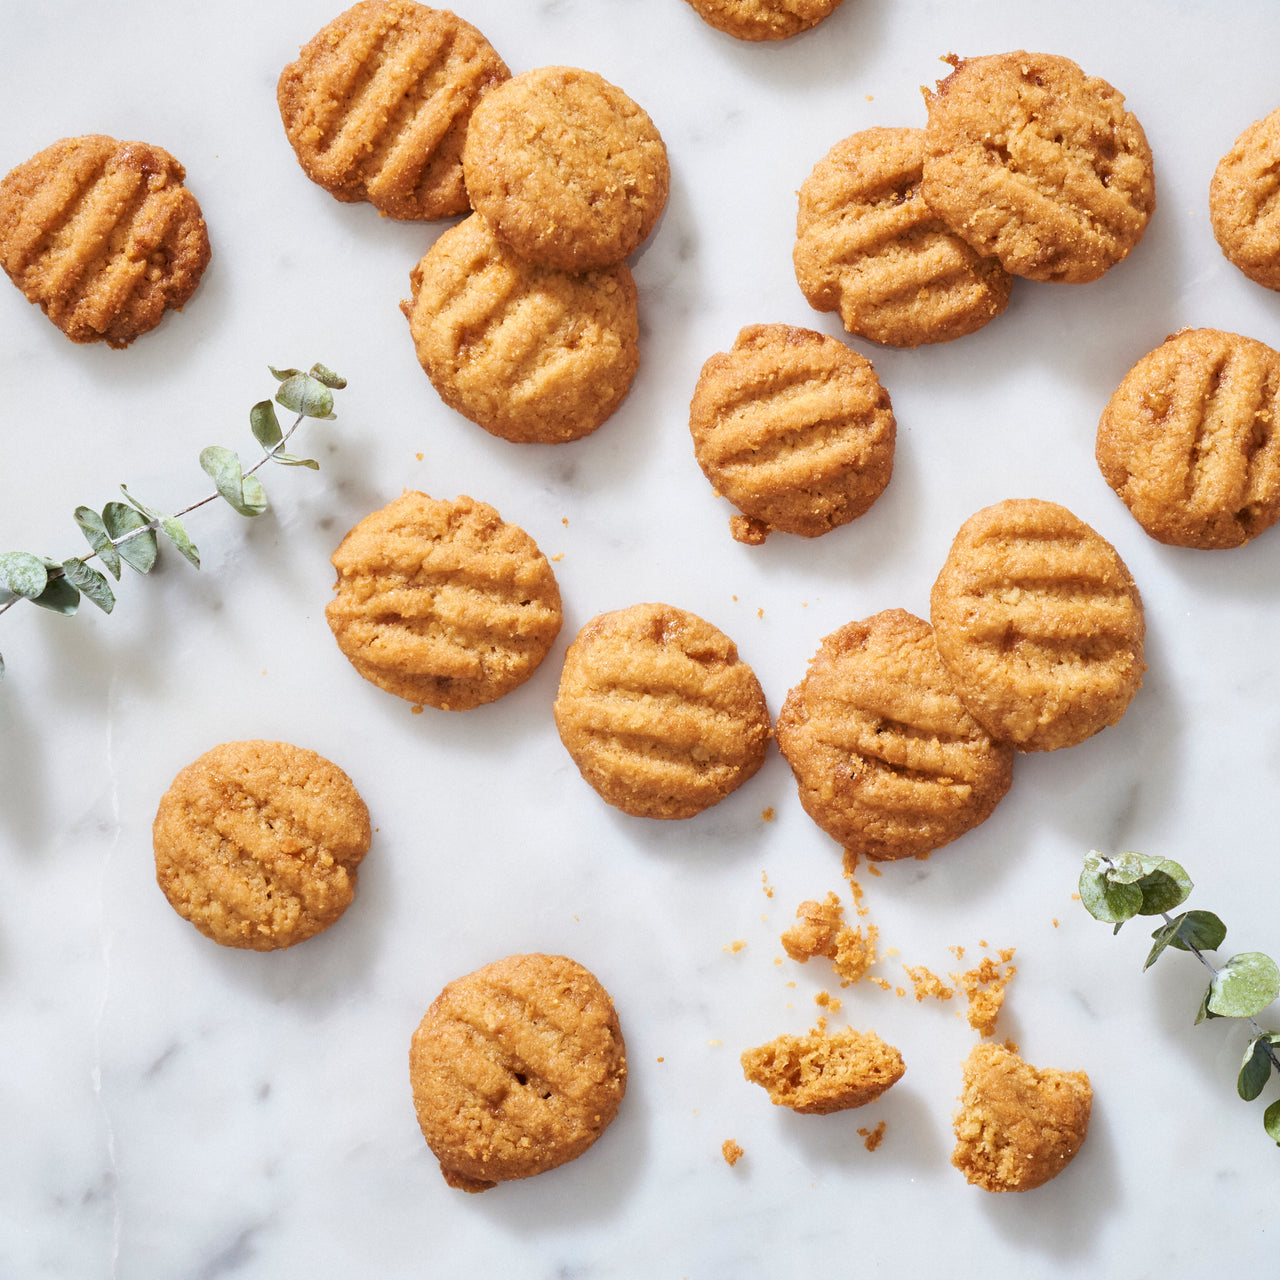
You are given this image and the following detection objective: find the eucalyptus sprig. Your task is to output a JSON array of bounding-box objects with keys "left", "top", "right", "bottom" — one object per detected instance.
[
  {"left": 0, "top": 363, "right": 346, "bottom": 677},
  {"left": 1080, "top": 850, "right": 1280, "bottom": 1144}
]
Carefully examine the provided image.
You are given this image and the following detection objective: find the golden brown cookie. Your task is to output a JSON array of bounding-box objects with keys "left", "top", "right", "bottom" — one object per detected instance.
[
  {"left": 462, "top": 65, "right": 670, "bottom": 271},
  {"left": 794, "top": 127, "right": 1013, "bottom": 347},
  {"left": 688, "top": 324, "right": 896, "bottom": 541},
  {"left": 152, "top": 740, "right": 371, "bottom": 951},
  {"left": 325, "top": 491, "right": 562, "bottom": 710},
  {"left": 775, "top": 609, "right": 1014, "bottom": 860},
  {"left": 921, "top": 51, "right": 1155, "bottom": 283},
  {"left": 410, "top": 953, "right": 627, "bottom": 1192},
  {"left": 930, "top": 499, "right": 1145, "bottom": 752},
  {"left": 553, "top": 603, "right": 771, "bottom": 819},
  {"left": 683, "top": 0, "right": 844, "bottom": 41},
  {"left": 1210, "top": 106, "right": 1280, "bottom": 291},
  {"left": 276, "top": 1, "right": 508, "bottom": 220},
  {"left": 740, "top": 1026, "right": 905, "bottom": 1114},
  {"left": 1096, "top": 328, "right": 1280, "bottom": 549},
  {"left": 0, "top": 134, "right": 210, "bottom": 348},
  {"left": 951, "top": 1041, "right": 1091, "bottom": 1192},
  {"left": 402, "top": 213, "right": 639, "bottom": 443}
]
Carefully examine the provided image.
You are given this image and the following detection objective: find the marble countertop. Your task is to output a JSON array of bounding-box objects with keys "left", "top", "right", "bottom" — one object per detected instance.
[{"left": 2, "top": 1, "right": 1278, "bottom": 1276}]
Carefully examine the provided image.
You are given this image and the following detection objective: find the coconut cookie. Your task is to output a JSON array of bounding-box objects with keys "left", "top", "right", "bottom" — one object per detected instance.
[
  {"left": 921, "top": 51, "right": 1155, "bottom": 284},
  {"left": 952, "top": 1042, "right": 1092, "bottom": 1192},
  {"left": 930, "top": 499, "right": 1145, "bottom": 752},
  {"left": 1210, "top": 105, "right": 1280, "bottom": 291},
  {"left": 688, "top": 324, "right": 896, "bottom": 543},
  {"left": 554, "top": 603, "right": 771, "bottom": 819},
  {"left": 403, "top": 214, "right": 639, "bottom": 443},
  {"left": 462, "top": 65, "right": 669, "bottom": 271},
  {"left": 741, "top": 1026, "right": 905, "bottom": 1114},
  {"left": 794, "top": 127, "right": 1012, "bottom": 347},
  {"left": 0, "top": 134, "right": 210, "bottom": 347},
  {"left": 277, "top": 1, "right": 509, "bottom": 220},
  {"left": 410, "top": 953, "right": 627, "bottom": 1192},
  {"left": 325, "top": 492, "right": 562, "bottom": 710},
  {"left": 776, "top": 610, "right": 1015, "bottom": 860},
  {"left": 153, "top": 740, "right": 371, "bottom": 951},
  {"left": 683, "top": 0, "right": 844, "bottom": 41},
  {"left": 1097, "top": 328, "right": 1280, "bottom": 549}
]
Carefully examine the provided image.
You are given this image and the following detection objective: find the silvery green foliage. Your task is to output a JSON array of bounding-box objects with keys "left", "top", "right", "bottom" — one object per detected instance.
[
  {"left": 1081, "top": 850, "right": 1280, "bottom": 1144},
  {"left": 0, "top": 364, "right": 344, "bottom": 677}
]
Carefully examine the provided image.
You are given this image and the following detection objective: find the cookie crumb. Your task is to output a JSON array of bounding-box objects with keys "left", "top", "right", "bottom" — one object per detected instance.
[
  {"left": 951, "top": 947, "right": 1017, "bottom": 1037},
  {"left": 781, "top": 892, "right": 843, "bottom": 962},
  {"left": 857, "top": 1121, "right": 887, "bottom": 1150},
  {"left": 814, "top": 989, "right": 842, "bottom": 1012},
  {"left": 761, "top": 807, "right": 775, "bottom": 823},
  {"left": 724, "top": 939, "right": 747, "bottom": 954},
  {"left": 730, "top": 514, "right": 770, "bottom": 545},
  {"left": 722, "top": 1139, "right": 744, "bottom": 1167},
  {"left": 904, "top": 964, "right": 955, "bottom": 1002},
  {"left": 415, "top": 452, "right": 424, "bottom": 461},
  {"left": 411, "top": 705, "right": 424, "bottom": 715}
]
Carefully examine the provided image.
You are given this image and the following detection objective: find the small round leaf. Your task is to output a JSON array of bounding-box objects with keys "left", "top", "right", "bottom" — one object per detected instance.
[
  {"left": 1208, "top": 952, "right": 1280, "bottom": 1020},
  {"left": 0, "top": 551, "right": 49, "bottom": 599}
]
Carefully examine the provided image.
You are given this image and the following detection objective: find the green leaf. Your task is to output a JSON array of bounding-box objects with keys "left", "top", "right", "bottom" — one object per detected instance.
[
  {"left": 30, "top": 571, "right": 79, "bottom": 615},
  {"left": 1133, "top": 861, "right": 1194, "bottom": 916},
  {"left": 119, "top": 486, "right": 162, "bottom": 521},
  {"left": 102, "top": 502, "right": 158, "bottom": 574},
  {"left": 200, "top": 446, "right": 268, "bottom": 518},
  {"left": 275, "top": 372, "right": 333, "bottom": 419},
  {"left": 1080, "top": 852, "right": 1143, "bottom": 925},
  {"left": 159, "top": 516, "right": 200, "bottom": 569},
  {"left": 1145, "top": 910, "right": 1228, "bottom": 970},
  {"left": 308, "top": 362, "right": 346, "bottom": 389},
  {"left": 1265, "top": 1099, "right": 1280, "bottom": 1145},
  {"left": 61, "top": 558, "right": 115, "bottom": 613},
  {"left": 1208, "top": 953, "right": 1280, "bottom": 1019},
  {"left": 268, "top": 450, "right": 319, "bottom": 470},
  {"left": 1238, "top": 1036, "right": 1276, "bottom": 1102},
  {"left": 74, "top": 506, "right": 122, "bottom": 579},
  {"left": 268, "top": 365, "right": 302, "bottom": 381},
  {"left": 0, "top": 551, "right": 49, "bottom": 599},
  {"left": 249, "top": 399, "right": 283, "bottom": 449},
  {"left": 1195, "top": 984, "right": 1219, "bottom": 1024}
]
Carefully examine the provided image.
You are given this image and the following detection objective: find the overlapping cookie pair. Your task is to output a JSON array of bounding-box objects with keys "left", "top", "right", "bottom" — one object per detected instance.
[{"left": 794, "top": 51, "right": 1158, "bottom": 348}]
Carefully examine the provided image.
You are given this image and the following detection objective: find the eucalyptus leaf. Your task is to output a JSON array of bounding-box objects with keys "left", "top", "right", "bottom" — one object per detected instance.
[
  {"left": 268, "top": 365, "right": 302, "bottom": 381},
  {"left": 1145, "top": 910, "right": 1228, "bottom": 970},
  {"left": 1207, "top": 952, "right": 1280, "bottom": 1019},
  {"left": 1238, "top": 1036, "right": 1275, "bottom": 1102},
  {"left": 200, "top": 446, "right": 268, "bottom": 517},
  {"left": 74, "top": 507, "right": 122, "bottom": 579},
  {"left": 30, "top": 572, "right": 80, "bottom": 615},
  {"left": 268, "top": 450, "right": 319, "bottom": 470},
  {"left": 0, "top": 551, "right": 49, "bottom": 599},
  {"left": 308, "top": 362, "right": 346, "bottom": 389},
  {"left": 250, "top": 399, "right": 283, "bottom": 449},
  {"left": 1134, "top": 861, "right": 1194, "bottom": 916},
  {"left": 1265, "top": 1099, "right": 1280, "bottom": 1145},
  {"left": 159, "top": 516, "right": 201, "bottom": 569},
  {"left": 119, "top": 486, "right": 162, "bottom": 521},
  {"left": 1194, "top": 984, "right": 1219, "bottom": 1024},
  {"left": 275, "top": 372, "right": 333, "bottom": 419},
  {"left": 1080, "top": 859, "right": 1143, "bottom": 924},
  {"left": 101, "top": 502, "right": 158, "bottom": 574},
  {"left": 61, "top": 558, "right": 115, "bottom": 613}
]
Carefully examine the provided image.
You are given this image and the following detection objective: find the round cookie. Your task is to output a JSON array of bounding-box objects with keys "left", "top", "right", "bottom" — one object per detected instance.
[
  {"left": 1097, "top": 328, "right": 1280, "bottom": 549},
  {"left": 1209, "top": 105, "right": 1280, "bottom": 291},
  {"left": 325, "top": 491, "right": 562, "bottom": 710},
  {"left": 951, "top": 1042, "right": 1092, "bottom": 1192},
  {"left": 276, "top": 1, "right": 509, "bottom": 220},
  {"left": 683, "top": 0, "right": 844, "bottom": 41},
  {"left": 410, "top": 953, "right": 627, "bottom": 1192},
  {"left": 921, "top": 51, "right": 1155, "bottom": 284},
  {"left": 153, "top": 740, "right": 371, "bottom": 951},
  {"left": 930, "top": 499, "right": 1145, "bottom": 752},
  {"left": 0, "top": 134, "right": 210, "bottom": 348},
  {"left": 553, "top": 603, "right": 771, "bottom": 819},
  {"left": 402, "top": 213, "right": 639, "bottom": 443},
  {"left": 462, "top": 65, "right": 670, "bottom": 271},
  {"left": 775, "top": 609, "right": 1014, "bottom": 860},
  {"left": 689, "top": 324, "right": 896, "bottom": 542},
  {"left": 794, "top": 127, "right": 1013, "bottom": 347}
]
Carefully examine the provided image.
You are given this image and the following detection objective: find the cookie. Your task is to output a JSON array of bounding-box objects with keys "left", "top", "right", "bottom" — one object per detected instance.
[
  {"left": 409, "top": 953, "right": 627, "bottom": 1192},
  {"left": 688, "top": 324, "right": 896, "bottom": 541},
  {"left": 402, "top": 213, "right": 639, "bottom": 443},
  {"left": 1096, "top": 328, "right": 1280, "bottom": 549},
  {"left": 553, "top": 603, "right": 771, "bottom": 819},
  {"left": 921, "top": 51, "right": 1155, "bottom": 283},
  {"left": 951, "top": 1041, "right": 1091, "bottom": 1192},
  {"left": 0, "top": 134, "right": 210, "bottom": 348},
  {"left": 683, "top": 0, "right": 844, "bottom": 41},
  {"left": 277, "top": 1, "right": 508, "bottom": 220},
  {"left": 740, "top": 1026, "right": 905, "bottom": 1114},
  {"left": 325, "top": 492, "right": 562, "bottom": 710},
  {"left": 1209, "top": 106, "right": 1280, "bottom": 291},
  {"left": 775, "top": 609, "right": 1014, "bottom": 860},
  {"left": 793, "top": 127, "right": 1012, "bottom": 346},
  {"left": 930, "top": 499, "right": 1145, "bottom": 752},
  {"left": 462, "top": 65, "right": 670, "bottom": 271},
  {"left": 152, "top": 740, "right": 371, "bottom": 951}
]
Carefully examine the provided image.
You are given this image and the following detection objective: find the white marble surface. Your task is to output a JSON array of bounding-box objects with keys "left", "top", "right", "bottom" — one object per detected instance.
[{"left": 1, "top": 0, "right": 1278, "bottom": 1275}]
